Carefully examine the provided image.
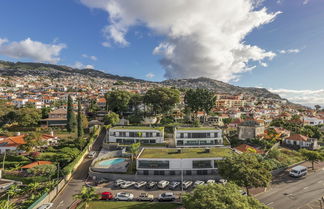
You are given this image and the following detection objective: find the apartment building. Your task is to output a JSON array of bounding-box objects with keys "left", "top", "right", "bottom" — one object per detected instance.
[
  {"left": 107, "top": 126, "right": 164, "bottom": 144},
  {"left": 174, "top": 127, "right": 223, "bottom": 147}
]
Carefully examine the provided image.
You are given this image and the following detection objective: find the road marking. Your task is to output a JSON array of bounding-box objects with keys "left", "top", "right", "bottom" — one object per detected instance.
[
  {"left": 303, "top": 187, "right": 309, "bottom": 190},
  {"left": 266, "top": 202, "right": 274, "bottom": 205}
]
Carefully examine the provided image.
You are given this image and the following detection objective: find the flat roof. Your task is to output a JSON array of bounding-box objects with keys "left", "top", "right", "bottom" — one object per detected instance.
[
  {"left": 139, "top": 147, "right": 232, "bottom": 159},
  {"left": 110, "top": 126, "right": 164, "bottom": 131},
  {"left": 176, "top": 127, "right": 218, "bottom": 131}
]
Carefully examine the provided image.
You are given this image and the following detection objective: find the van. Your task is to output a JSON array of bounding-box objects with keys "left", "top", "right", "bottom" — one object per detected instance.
[
  {"left": 289, "top": 165, "right": 307, "bottom": 178},
  {"left": 88, "top": 151, "right": 96, "bottom": 159}
]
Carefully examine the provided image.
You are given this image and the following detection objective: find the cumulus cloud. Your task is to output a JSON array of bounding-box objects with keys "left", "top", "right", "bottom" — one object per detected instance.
[
  {"left": 0, "top": 37, "right": 66, "bottom": 64},
  {"left": 146, "top": 72, "right": 155, "bottom": 79},
  {"left": 269, "top": 88, "right": 324, "bottom": 107},
  {"left": 72, "top": 61, "right": 94, "bottom": 69},
  {"left": 303, "top": 0, "right": 310, "bottom": 5},
  {"left": 82, "top": 54, "right": 98, "bottom": 61},
  {"left": 279, "top": 49, "right": 300, "bottom": 54},
  {"left": 81, "top": 0, "right": 280, "bottom": 82}
]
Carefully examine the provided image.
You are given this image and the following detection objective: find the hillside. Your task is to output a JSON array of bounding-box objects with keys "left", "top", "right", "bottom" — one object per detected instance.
[{"left": 0, "top": 60, "right": 282, "bottom": 100}]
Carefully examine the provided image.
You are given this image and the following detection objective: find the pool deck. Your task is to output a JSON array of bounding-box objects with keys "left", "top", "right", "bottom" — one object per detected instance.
[{"left": 92, "top": 158, "right": 129, "bottom": 173}]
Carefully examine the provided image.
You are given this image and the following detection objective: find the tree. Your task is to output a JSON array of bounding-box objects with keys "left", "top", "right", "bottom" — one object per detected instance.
[
  {"left": 16, "top": 107, "right": 41, "bottom": 127},
  {"left": 27, "top": 182, "right": 41, "bottom": 193},
  {"left": 0, "top": 200, "right": 16, "bottom": 209},
  {"left": 130, "top": 142, "right": 141, "bottom": 171},
  {"left": 73, "top": 186, "right": 98, "bottom": 208},
  {"left": 184, "top": 89, "right": 216, "bottom": 120},
  {"left": 41, "top": 106, "right": 51, "bottom": 119},
  {"left": 218, "top": 154, "right": 272, "bottom": 195},
  {"left": 66, "top": 95, "right": 76, "bottom": 132},
  {"left": 103, "top": 112, "right": 120, "bottom": 125},
  {"left": 183, "top": 183, "right": 269, "bottom": 209},
  {"left": 19, "top": 133, "right": 46, "bottom": 152},
  {"left": 6, "top": 184, "right": 20, "bottom": 198},
  {"left": 105, "top": 90, "right": 132, "bottom": 115},
  {"left": 28, "top": 164, "right": 57, "bottom": 177},
  {"left": 129, "top": 93, "right": 143, "bottom": 114},
  {"left": 300, "top": 149, "right": 324, "bottom": 170},
  {"left": 77, "top": 99, "right": 83, "bottom": 138},
  {"left": 314, "top": 105, "right": 321, "bottom": 111},
  {"left": 143, "top": 87, "right": 180, "bottom": 115}
]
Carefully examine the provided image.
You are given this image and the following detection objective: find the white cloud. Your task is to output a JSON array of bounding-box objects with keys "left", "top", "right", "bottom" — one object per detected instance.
[
  {"left": 146, "top": 72, "right": 155, "bottom": 79},
  {"left": 269, "top": 88, "right": 324, "bottom": 107},
  {"left": 279, "top": 49, "right": 300, "bottom": 54},
  {"left": 82, "top": 54, "right": 98, "bottom": 61},
  {"left": 259, "top": 62, "right": 268, "bottom": 67},
  {"left": 72, "top": 61, "right": 94, "bottom": 69},
  {"left": 303, "top": 0, "right": 310, "bottom": 5},
  {"left": 81, "top": 0, "right": 280, "bottom": 82},
  {"left": 0, "top": 37, "right": 66, "bottom": 64},
  {"left": 102, "top": 41, "right": 111, "bottom": 48}
]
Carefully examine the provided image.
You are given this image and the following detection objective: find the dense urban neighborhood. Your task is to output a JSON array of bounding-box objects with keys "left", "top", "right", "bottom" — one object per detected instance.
[{"left": 0, "top": 62, "right": 323, "bottom": 209}]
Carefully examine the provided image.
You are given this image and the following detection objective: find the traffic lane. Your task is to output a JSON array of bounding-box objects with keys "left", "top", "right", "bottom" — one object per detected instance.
[{"left": 257, "top": 170, "right": 324, "bottom": 209}]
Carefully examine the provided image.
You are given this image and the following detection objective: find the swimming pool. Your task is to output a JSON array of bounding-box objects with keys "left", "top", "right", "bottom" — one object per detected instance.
[{"left": 98, "top": 158, "right": 126, "bottom": 166}]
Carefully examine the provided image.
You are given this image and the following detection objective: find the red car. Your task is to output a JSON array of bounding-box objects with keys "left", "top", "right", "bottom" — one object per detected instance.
[{"left": 101, "top": 192, "right": 113, "bottom": 200}]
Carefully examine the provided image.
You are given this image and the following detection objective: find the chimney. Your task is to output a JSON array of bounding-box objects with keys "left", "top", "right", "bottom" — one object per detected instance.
[{"left": 16, "top": 132, "right": 21, "bottom": 136}]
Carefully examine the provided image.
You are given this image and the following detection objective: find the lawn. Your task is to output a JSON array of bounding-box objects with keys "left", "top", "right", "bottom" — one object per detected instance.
[
  {"left": 78, "top": 201, "right": 180, "bottom": 209},
  {"left": 139, "top": 147, "right": 233, "bottom": 158},
  {"left": 111, "top": 126, "right": 164, "bottom": 131},
  {"left": 177, "top": 127, "right": 217, "bottom": 131},
  {"left": 278, "top": 147, "right": 304, "bottom": 166}
]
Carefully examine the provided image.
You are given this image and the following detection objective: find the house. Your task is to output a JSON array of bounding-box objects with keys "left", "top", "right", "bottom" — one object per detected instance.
[
  {"left": 174, "top": 127, "right": 223, "bottom": 147},
  {"left": 238, "top": 120, "right": 265, "bottom": 140},
  {"left": 284, "top": 134, "right": 319, "bottom": 150},
  {"left": 0, "top": 135, "right": 26, "bottom": 154},
  {"left": 107, "top": 126, "right": 164, "bottom": 144},
  {"left": 40, "top": 132, "right": 60, "bottom": 146},
  {"left": 21, "top": 161, "right": 53, "bottom": 170},
  {"left": 234, "top": 144, "right": 264, "bottom": 154},
  {"left": 303, "top": 117, "right": 324, "bottom": 126},
  {"left": 136, "top": 147, "right": 232, "bottom": 176},
  {"left": 41, "top": 108, "right": 67, "bottom": 127}
]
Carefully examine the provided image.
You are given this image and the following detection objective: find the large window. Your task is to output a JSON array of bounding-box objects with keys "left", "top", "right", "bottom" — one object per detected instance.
[
  {"left": 145, "top": 132, "right": 153, "bottom": 137},
  {"left": 138, "top": 160, "right": 170, "bottom": 169},
  {"left": 193, "top": 160, "right": 212, "bottom": 168},
  {"left": 186, "top": 132, "right": 214, "bottom": 138}
]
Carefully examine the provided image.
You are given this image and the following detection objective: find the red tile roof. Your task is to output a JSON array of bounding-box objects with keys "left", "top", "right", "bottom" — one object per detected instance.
[
  {"left": 21, "top": 161, "right": 52, "bottom": 169},
  {"left": 286, "top": 134, "right": 308, "bottom": 141},
  {"left": 0, "top": 135, "right": 26, "bottom": 147},
  {"left": 234, "top": 144, "right": 264, "bottom": 154}
]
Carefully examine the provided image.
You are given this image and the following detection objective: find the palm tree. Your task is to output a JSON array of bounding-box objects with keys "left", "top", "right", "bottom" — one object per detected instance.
[
  {"left": 73, "top": 186, "right": 98, "bottom": 208},
  {"left": 7, "top": 184, "right": 20, "bottom": 198},
  {"left": 130, "top": 142, "right": 141, "bottom": 172},
  {"left": 0, "top": 200, "right": 16, "bottom": 209},
  {"left": 27, "top": 182, "right": 41, "bottom": 193}
]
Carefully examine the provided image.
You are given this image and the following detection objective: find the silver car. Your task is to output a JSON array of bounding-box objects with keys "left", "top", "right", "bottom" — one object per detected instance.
[
  {"left": 134, "top": 181, "right": 147, "bottom": 189},
  {"left": 115, "top": 192, "right": 134, "bottom": 201}
]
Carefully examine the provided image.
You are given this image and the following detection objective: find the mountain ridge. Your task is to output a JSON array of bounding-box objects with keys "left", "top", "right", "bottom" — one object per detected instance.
[{"left": 0, "top": 60, "right": 283, "bottom": 100}]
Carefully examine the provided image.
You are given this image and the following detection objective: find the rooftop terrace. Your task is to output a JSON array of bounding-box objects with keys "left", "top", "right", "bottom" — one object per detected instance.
[
  {"left": 176, "top": 127, "right": 218, "bottom": 131},
  {"left": 110, "top": 126, "right": 164, "bottom": 131},
  {"left": 139, "top": 147, "right": 233, "bottom": 159}
]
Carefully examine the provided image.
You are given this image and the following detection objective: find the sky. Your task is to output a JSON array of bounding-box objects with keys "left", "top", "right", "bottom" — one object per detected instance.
[{"left": 0, "top": 0, "right": 323, "bottom": 107}]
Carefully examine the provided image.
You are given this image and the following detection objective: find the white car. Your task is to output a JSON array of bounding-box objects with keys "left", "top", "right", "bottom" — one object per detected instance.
[
  {"left": 206, "top": 180, "right": 215, "bottom": 184},
  {"left": 182, "top": 181, "right": 193, "bottom": 190},
  {"left": 115, "top": 192, "right": 134, "bottom": 201},
  {"left": 158, "top": 192, "right": 176, "bottom": 201},
  {"left": 37, "top": 203, "right": 53, "bottom": 209},
  {"left": 194, "top": 180, "right": 205, "bottom": 187},
  {"left": 87, "top": 151, "right": 96, "bottom": 158},
  {"left": 114, "top": 179, "right": 125, "bottom": 187},
  {"left": 157, "top": 180, "right": 170, "bottom": 189},
  {"left": 134, "top": 181, "right": 147, "bottom": 189},
  {"left": 120, "top": 181, "right": 135, "bottom": 189}
]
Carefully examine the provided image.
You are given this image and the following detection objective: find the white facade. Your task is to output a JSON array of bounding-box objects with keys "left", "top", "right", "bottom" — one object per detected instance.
[
  {"left": 174, "top": 128, "right": 223, "bottom": 147},
  {"left": 108, "top": 127, "right": 164, "bottom": 144},
  {"left": 303, "top": 117, "right": 324, "bottom": 126},
  {"left": 284, "top": 139, "right": 317, "bottom": 149}
]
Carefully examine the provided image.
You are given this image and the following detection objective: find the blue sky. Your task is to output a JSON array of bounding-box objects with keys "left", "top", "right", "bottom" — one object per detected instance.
[{"left": 0, "top": 0, "right": 323, "bottom": 106}]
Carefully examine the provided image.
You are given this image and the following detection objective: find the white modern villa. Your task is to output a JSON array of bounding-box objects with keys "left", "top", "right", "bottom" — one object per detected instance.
[
  {"left": 174, "top": 127, "right": 223, "bottom": 147},
  {"left": 107, "top": 126, "right": 164, "bottom": 144},
  {"left": 136, "top": 147, "right": 232, "bottom": 175}
]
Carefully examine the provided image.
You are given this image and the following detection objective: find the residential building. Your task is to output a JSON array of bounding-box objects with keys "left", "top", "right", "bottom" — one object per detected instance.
[
  {"left": 303, "top": 117, "right": 324, "bottom": 126},
  {"left": 174, "top": 127, "right": 223, "bottom": 147},
  {"left": 284, "top": 134, "right": 319, "bottom": 150},
  {"left": 41, "top": 108, "right": 67, "bottom": 127},
  {"left": 0, "top": 135, "right": 26, "bottom": 154},
  {"left": 238, "top": 120, "right": 265, "bottom": 140},
  {"left": 136, "top": 147, "right": 232, "bottom": 175},
  {"left": 107, "top": 126, "right": 164, "bottom": 144}
]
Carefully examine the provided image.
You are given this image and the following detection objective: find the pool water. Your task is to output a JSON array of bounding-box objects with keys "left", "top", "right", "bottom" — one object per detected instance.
[{"left": 98, "top": 158, "right": 126, "bottom": 166}]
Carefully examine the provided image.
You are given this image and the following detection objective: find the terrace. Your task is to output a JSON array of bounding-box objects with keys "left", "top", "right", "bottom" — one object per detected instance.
[
  {"left": 110, "top": 126, "right": 164, "bottom": 131},
  {"left": 138, "top": 147, "right": 233, "bottom": 159}
]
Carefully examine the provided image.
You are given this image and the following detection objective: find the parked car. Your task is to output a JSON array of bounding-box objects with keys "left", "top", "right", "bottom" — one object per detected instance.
[
  {"left": 206, "top": 180, "right": 215, "bottom": 184},
  {"left": 157, "top": 180, "right": 170, "bottom": 189},
  {"left": 37, "top": 203, "right": 53, "bottom": 209},
  {"left": 289, "top": 165, "right": 307, "bottom": 178},
  {"left": 137, "top": 193, "right": 154, "bottom": 201},
  {"left": 169, "top": 181, "right": 180, "bottom": 190},
  {"left": 101, "top": 192, "right": 113, "bottom": 200},
  {"left": 114, "top": 179, "right": 125, "bottom": 187},
  {"left": 217, "top": 178, "right": 227, "bottom": 185},
  {"left": 134, "top": 181, "right": 147, "bottom": 189},
  {"left": 182, "top": 181, "right": 193, "bottom": 190},
  {"left": 158, "top": 192, "right": 176, "bottom": 201},
  {"left": 194, "top": 180, "right": 205, "bottom": 187},
  {"left": 115, "top": 192, "right": 134, "bottom": 201},
  {"left": 120, "top": 181, "right": 135, "bottom": 189},
  {"left": 146, "top": 181, "right": 157, "bottom": 189},
  {"left": 87, "top": 151, "right": 96, "bottom": 158}
]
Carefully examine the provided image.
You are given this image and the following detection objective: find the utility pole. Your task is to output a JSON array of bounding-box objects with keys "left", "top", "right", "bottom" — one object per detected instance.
[{"left": 2, "top": 150, "right": 6, "bottom": 171}]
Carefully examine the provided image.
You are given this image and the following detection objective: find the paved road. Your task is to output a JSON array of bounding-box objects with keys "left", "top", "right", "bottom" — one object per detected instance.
[
  {"left": 257, "top": 168, "right": 324, "bottom": 209},
  {"left": 52, "top": 129, "right": 106, "bottom": 209}
]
